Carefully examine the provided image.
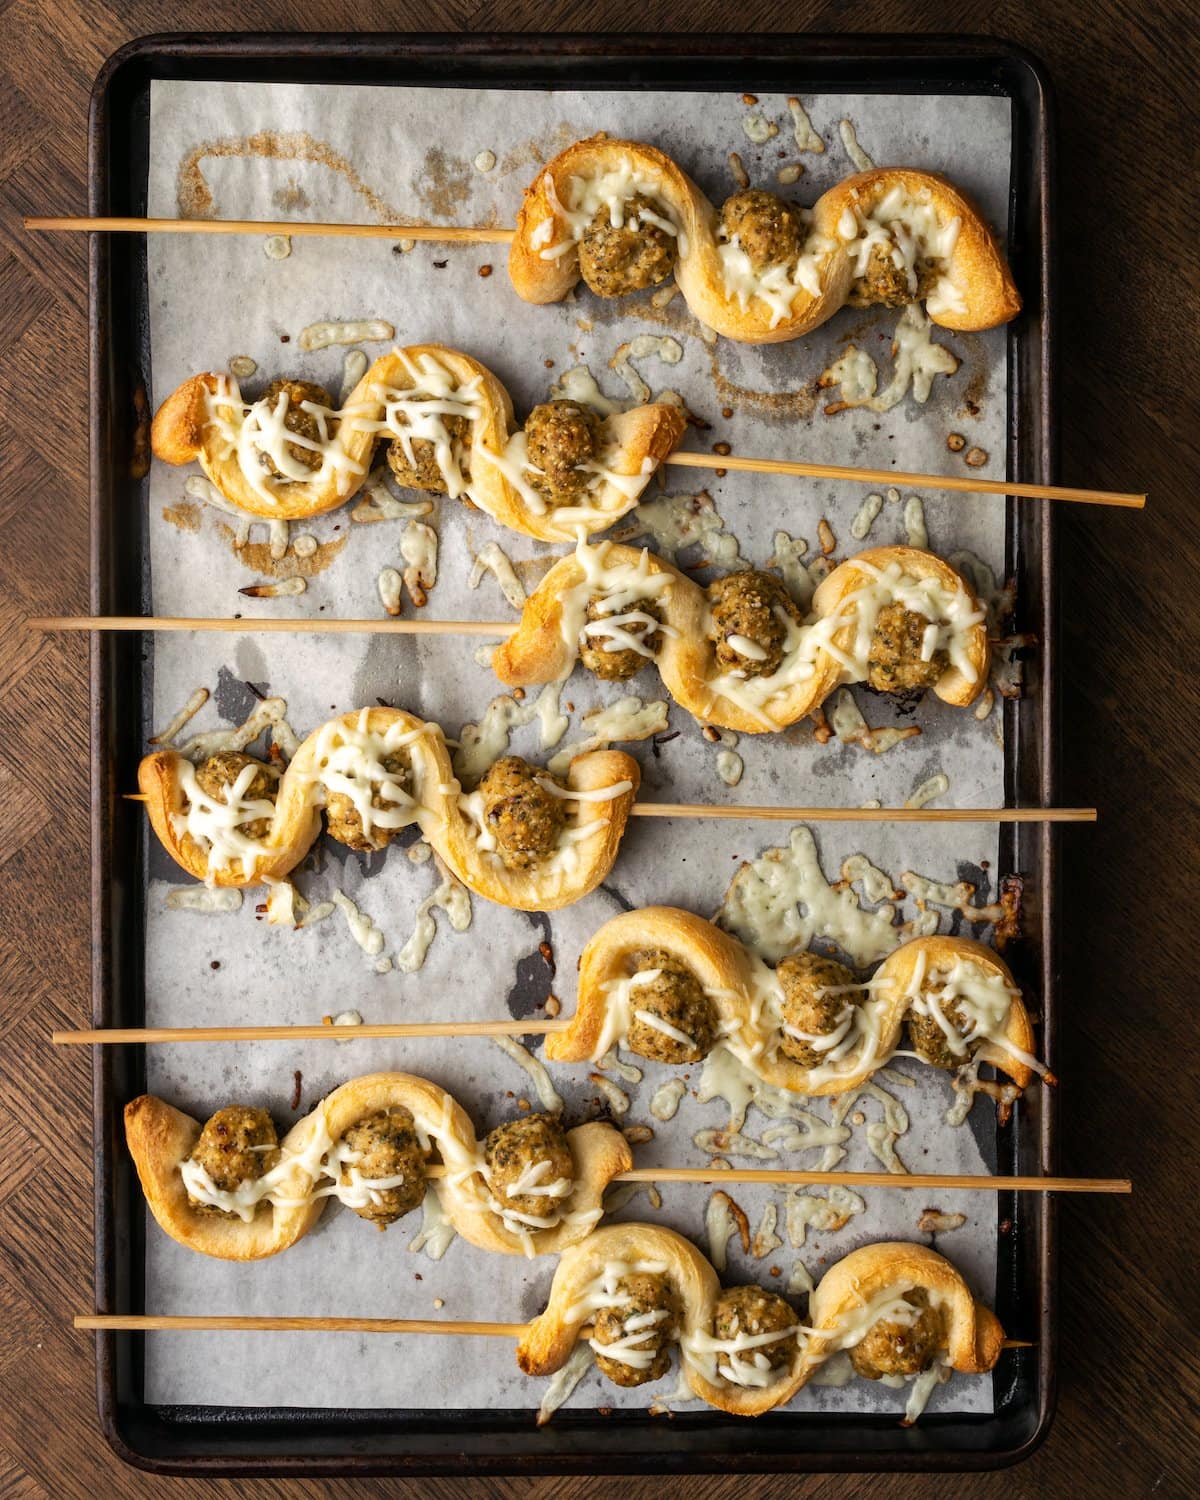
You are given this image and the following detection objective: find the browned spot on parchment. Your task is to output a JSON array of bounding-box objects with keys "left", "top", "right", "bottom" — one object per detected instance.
[
  {"left": 706, "top": 351, "right": 819, "bottom": 420},
  {"left": 273, "top": 179, "right": 309, "bottom": 212},
  {"left": 411, "top": 146, "right": 475, "bottom": 221},
  {"left": 216, "top": 526, "right": 348, "bottom": 577},
  {"left": 177, "top": 130, "right": 413, "bottom": 225},
  {"left": 496, "top": 121, "right": 587, "bottom": 180},
  {"left": 162, "top": 500, "right": 201, "bottom": 532}
]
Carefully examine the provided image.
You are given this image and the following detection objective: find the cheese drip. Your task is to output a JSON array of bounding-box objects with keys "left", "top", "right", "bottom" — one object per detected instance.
[
  {"left": 484, "top": 1156, "right": 576, "bottom": 1235},
  {"left": 564, "top": 1258, "right": 675, "bottom": 1370},
  {"left": 204, "top": 379, "right": 366, "bottom": 508},
  {"left": 457, "top": 771, "right": 630, "bottom": 886},
  {"left": 716, "top": 210, "right": 838, "bottom": 329},
  {"left": 841, "top": 183, "right": 965, "bottom": 318},
  {"left": 471, "top": 428, "right": 657, "bottom": 531},
  {"left": 295, "top": 708, "right": 436, "bottom": 844},
  {"left": 170, "top": 758, "right": 279, "bottom": 880},
  {"left": 557, "top": 534, "right": 678, "bottom": 670},
  {"left": 344, "top": 349, "right": 484, "bottom": 499},
  {"left": 683, "top": 1321, "right": 800, "bottom": 1390},
  {"left": 707, "top": 556, "right": 984, "bottom": 729},
  {"left": 904, "top": 952, "right": 1048, "bottom": 1075},
  {"left": 536, "top": 161, "right": 686, "bottom": 261}
]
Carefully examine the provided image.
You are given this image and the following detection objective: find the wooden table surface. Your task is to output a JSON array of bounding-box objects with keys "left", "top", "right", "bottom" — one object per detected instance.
[{"left": 0, "top": 1, "right": 1195, "bottom": 1495}]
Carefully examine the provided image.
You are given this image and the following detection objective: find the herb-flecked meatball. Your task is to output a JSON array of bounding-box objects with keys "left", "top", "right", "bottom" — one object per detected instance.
[
  {"left": 867, "top": 602, "right": 949, "bottom": 693},
  {"left": 525, "top": 400, "right": 602, "bottom": 501},
  {"left": 324, "top": 750, "right": 412, "bottom": 852},
  {"left": 847, "top": 242, "right": 941, "bottom": 309},
  {"left": 777, "top": 950, "right": 856, "bottom": 1068},
  {"left": 385, "top": 401, "right": 471, "bottom": 493},
  {"left": 708, "top": 570, "right": 803, "bottom": 677},
  {"left": 483, "top": 1113, "right": 574, "bottom": 1221},
  {"left": 578, "top": 193, "right": 678, "bottom": 297},
  {"left": 592, "top": 1271, "right": 678, "bottom": 1387},
  {"left": 477, "top": 755, "right": 566, "bottom": 869},
  {"left": 719, "top": 190, "right": 805, "bottom": 271},
  {"left": 712, "top": 1285, "right": 799, "bottom": 1375},
  {"left": 257, "top": 377, "right": 335, "bottom": 477},
  {"left": 848, "top": 1288, "right": 946, "bottom": 1379},
  {"left": 906, "top": 990, "right": 973, "bottom": 1071},
  {"left": 625, "top": 948, "right": 717, "bottom": 1064},
  {"left": 187, "top": 1104, "right": 279, "bottom": 1214},
  {"left": 194, "top": 752, "right": 277, "bottom": 839},
  {"left": 579, "top": 595, "right": 663, "bottom": 681},
  {"left": 339, "top": 1106, "right": 428, "bottom": 1226}
]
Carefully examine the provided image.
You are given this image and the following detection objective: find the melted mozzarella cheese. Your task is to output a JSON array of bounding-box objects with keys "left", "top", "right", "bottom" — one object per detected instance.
[
  {"left": 170, "top": 757, "right": 279, "bottom": 879},
  {"left": 204, "top": 380, "right": 366, "bottom": 508},
  {"left": 343, "top": 350, "right": 484, "bottom": 500},
  {"left": 904, "top": 951, "right": 1047, "bottom": 1075},
  {"left": 537, "top": 162, "right": 686, "bottom": 260}
]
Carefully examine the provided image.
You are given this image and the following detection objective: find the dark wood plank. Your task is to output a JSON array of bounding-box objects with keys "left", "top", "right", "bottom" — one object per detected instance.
[{"left": 0, "top": 2, "right": 1196, "bottom": 1496}]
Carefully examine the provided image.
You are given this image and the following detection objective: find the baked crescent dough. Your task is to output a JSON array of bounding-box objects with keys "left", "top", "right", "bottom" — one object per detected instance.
[
  {"left": 547, "top": 907, "right": 1043, "bottom": 1094},
  {"left": 511, "top": 137, "right": 1020, "bottom": 342},
  {"left": 493, "top": 538, "right": 990, "bottom": 732},
  {"left": 150, "top": 342, "right": 686, "bottom": 537},
  {"left": 126, "top": 1072, "right": 632, "bottom": 1263},
  {"left": 139, "top": 706, "right": 640, "bottom": 912},
  {"left": 516, "top": 1222, "right": 1005, "bottom": 1417}
]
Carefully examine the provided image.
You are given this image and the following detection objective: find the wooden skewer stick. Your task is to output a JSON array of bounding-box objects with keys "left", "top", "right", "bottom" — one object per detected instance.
[
  {"left": 72, "top": 1312, "right": 1033, "bottom": 1350},
  {"left": 25, "top": 216, "right": 515, "bottom": 244},
  {"left": 115, "top": 791, "right": 1096, "bottom": 824},
  {"left": 9, "top": 219, "right": 1152, "bottom": 509},
  {"left": 664, "top": 450, "right": 1146, "bottom": 510},
  {"left": 28, "top": 615, "right": 516, "bottom": 636}
]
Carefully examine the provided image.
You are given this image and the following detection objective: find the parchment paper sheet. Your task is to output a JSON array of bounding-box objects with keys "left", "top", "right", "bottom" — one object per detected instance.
[{"left": 139, "top": 80, "right": 1014, "bottom": 1418}]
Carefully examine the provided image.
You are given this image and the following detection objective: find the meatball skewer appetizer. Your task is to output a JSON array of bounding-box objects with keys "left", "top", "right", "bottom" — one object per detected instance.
[
  {"left": 518, "top": 1224, "right": 1006, "bottom": 1420},
  {"left": 151, "top": 343, "right": 685, "bottom": 537},
  {"left": 549, "top": 907, "right": 1050, "bottom": 1104},
  {"left": 494, "top": 536, "right": 992, "bottom": 734},
  {"left": 126, "top": 1072, "right": 632, "bottom": 1262},
  {"left": 512, "top": 137, "right": 1020, "bottom": 342},
  {"left": 139, "top": 705, "right": 640, "bottom": 914}
]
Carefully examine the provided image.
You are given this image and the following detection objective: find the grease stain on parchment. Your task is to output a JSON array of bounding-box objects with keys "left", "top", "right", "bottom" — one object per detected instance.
[
  {"left": 177, "top": 130, "right": 413, "bottom": 224},
  {"left": 215, "top": 526, "right": 348, "bottom": 577}
]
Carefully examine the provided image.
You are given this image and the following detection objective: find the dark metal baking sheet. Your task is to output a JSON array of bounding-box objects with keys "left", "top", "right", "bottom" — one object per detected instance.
[{"left": 88, "top": 30, "right": 1056, "bottom": 1476}]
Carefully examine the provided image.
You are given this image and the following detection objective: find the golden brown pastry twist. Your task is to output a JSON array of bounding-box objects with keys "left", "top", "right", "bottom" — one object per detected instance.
[
  {"left": 493, "top": 538, "right": 991, "bottom": 733},
  {"left": 126, "top": 1072, "right": 632, "bottom": 1263},
  {"left": 517, "top": 1223, "right": 1005, "bottom": 1417},
  {"left": 150, "top": 343, "right": 685, "bottom": 535},
  {"left": 139, "top": 705, "right": 639, "bottom": 912},
  {"left": 510, "top": 137, "right": 1020, "bottom": 342},
  {"left": 547, "top": 906, "right": 1045, "bottom": 1094}
]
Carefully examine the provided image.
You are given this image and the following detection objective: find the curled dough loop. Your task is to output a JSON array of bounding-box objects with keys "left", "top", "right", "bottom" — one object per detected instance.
[
  {"left": 126, "top": 1072, "right": 632, "bottom": 1263},
  {"left": 517, "top": 1223, "right": 1005, "bottom": 1417},
  {"left": 493, "top": 540, "right": 990, "bottom": 733},
  {"left": 548, "top": 907, "right": 1038, "bottom": 1093},
  {"left": 813, "top": 545, "right": 991, "bottom": 709},
  {"left": 150, "top": 343, "right": 686, "bottom": 537},
  {"left": 802, "top": 1239, "right": 1006, "bottom": 1378},
  {"left": 510, "top": 138, "right": 1020, "bottom": 343},
  {"left": 139, "top": 706, "right": 641, "bottom": 912}
]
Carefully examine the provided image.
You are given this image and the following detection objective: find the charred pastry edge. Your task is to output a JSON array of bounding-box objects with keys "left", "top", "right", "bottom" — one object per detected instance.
[
  {"left": 510, "top": 138, "right": 1021, "bottom": 343},
  {"left": 125, "top": 1072, "right": 631, "bottom": 1263},
  {"left": 517, "top": 1223, "right": 1005, "bottom": 1417},
  {"left": 493, "top": 541, "right": 991, "bottom": 734},
  {"left": 148, "top": 343, "right": 687, "bottom": 535},
  {"left": 138, "top": 706, "right": 641, "bottom": 913},
  {"left": 548, "top": 908, "right": 1039, "bottom": 1093}
]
